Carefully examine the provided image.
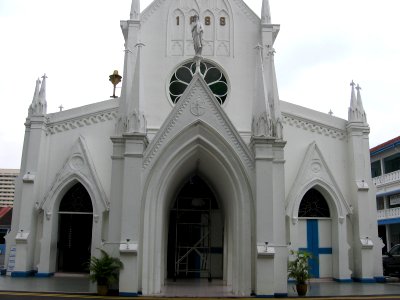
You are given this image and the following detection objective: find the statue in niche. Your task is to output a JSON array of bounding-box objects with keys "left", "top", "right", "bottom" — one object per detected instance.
[{"left": 191, "top": 15, "right": 204, "bottom": 56}]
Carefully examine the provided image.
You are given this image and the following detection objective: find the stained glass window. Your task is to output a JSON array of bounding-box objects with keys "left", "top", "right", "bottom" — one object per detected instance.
[
  {"left": 298, "top": 188, "right": 330, "bottom": 218},
  {"left": 169, "top": 61, "right": 228, "bottom": 105}
]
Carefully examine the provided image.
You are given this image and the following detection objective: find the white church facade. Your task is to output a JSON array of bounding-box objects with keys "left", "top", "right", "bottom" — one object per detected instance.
[{"left": 6, "top": 0, "right": 383, "bottom": 297}]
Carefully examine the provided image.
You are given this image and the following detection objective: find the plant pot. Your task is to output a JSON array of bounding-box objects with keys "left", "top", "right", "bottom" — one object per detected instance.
[
  {"left": 296, "top": 283, "right": 307, "bottom": 296},
  {"left": 97, "top": 284, "right": 108, "bottom": 296}
]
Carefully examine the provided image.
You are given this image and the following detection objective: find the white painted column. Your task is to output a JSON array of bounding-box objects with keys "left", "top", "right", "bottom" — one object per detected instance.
[
  {"left": 251, "top": 137, "right": 287, "bottom": 297},
  {"left": 118, "top": 133, "right": 147, "bottom": 296},
  {"left": 13, "top": 116, "right": 48, "bottom": 276},
  {"left": 347, "top": 123, "right": 383, "bottom": 281}
]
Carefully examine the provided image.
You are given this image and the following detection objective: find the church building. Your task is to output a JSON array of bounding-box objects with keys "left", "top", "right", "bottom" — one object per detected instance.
[{"left": 6, "top": 0, "right": 383, "bottom": 297}]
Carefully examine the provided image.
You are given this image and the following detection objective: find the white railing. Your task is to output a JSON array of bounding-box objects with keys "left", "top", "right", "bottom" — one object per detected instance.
[
  {"left": 377, "top": 207, "right": 400, "bottom": 220},
  {"left": 373, "top": 170, "right": 400, "bottom": 187}
]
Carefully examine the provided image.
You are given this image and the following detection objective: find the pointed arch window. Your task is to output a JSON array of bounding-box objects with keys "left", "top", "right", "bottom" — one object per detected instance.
[
  {"left": 59, "top": 183, "right": 93, "bottom": 213},
  {"left": 298, "top": 189, "right": 330, "bottom": 218}
]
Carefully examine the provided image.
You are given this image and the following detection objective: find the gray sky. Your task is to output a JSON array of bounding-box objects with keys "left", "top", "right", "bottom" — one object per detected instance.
[{"left": 0, "top": 0, "right": 399, "bottom": 169}]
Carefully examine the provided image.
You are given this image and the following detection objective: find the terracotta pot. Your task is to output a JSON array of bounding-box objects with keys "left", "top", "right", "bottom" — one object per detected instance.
[
  {"left": 97, "top": 284, "right": 108, "bottom": 296},
  {"left": 296, "top": 283, "right": 307, "bottom": 296}
]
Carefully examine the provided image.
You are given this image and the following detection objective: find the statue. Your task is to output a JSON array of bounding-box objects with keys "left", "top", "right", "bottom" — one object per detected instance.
[{"left": 191, "top": 15, "right": 203, "bottom": 56}]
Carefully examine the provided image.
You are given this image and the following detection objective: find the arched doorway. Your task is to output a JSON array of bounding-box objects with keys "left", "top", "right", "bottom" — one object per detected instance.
[
  {"left": 298, "top": 188, "right": 332, "bottom": 278},
  {"left": 57, "top": 182, "right": 93, "bottom": 272},
  {"left": 167, "top": 175, "right": 223, "bottom": 280}
]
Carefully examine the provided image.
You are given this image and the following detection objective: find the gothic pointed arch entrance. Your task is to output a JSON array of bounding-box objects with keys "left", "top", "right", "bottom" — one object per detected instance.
[
  {"left": 57, "top": 182, "right": 93, "bottom": 272},
  {"left": 167, "top": 175, "right": 223, "bottom": 280},
  {"left": 298, "top": 188, "right": 332, "bottom": 278},
  {"left": 141, "top": 122, "right": 254, "bottom": 295}
]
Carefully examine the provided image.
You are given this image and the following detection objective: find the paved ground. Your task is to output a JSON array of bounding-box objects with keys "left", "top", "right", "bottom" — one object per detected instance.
[{"left": 0, "top": 275, "right": 400, "bottom": 298}]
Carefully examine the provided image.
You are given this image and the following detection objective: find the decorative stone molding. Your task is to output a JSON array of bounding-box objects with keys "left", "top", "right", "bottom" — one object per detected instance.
[
  {"left": 143, "top": 75, "right": 254, "bottom": 172},
  {"left": 231, "top": 0, "right": 260, "bottom": 25},
  {"left": 141, "top": 0, "right": 167, "bottom": 23},
  {"left": 286, "top": 142, "right": 352, "bottom": 221},
  {"left": 37, "top": 136, "right": 110, "bottom": 214},
  {"left": 46, "top": 110, "right": 117, "bottom": 136},
  {"left": 282, "top": 113, "right": 347, "bottom": 141}
]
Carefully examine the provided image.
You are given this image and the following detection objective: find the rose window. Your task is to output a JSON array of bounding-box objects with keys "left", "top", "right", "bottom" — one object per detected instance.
[{"left": 169, "top": 61, "right": 228, "bottom": 105}]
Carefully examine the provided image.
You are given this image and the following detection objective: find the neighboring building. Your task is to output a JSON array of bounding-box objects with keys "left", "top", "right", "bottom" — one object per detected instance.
[
  {"left": 371, "top": 136, "right": 400, "bottom": 253},
  {"left": 0, "top": 169, "right": 19, "bottom": 207},
  {"left": 0, "top": 207, "right": 12, "bottom": 260},
  {"left": 6, "top": 0, "right": 383, "bottom": 297}
]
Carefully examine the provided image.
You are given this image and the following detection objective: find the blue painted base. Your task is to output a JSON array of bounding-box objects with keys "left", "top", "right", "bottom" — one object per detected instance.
[
  {"left": 374, "top": 276, "right": 386, "bottom": 283},
  {"left": 119, "top": 292, "right": 138, "bottom": 297},
  {"left": 352, "top": 277, "right": 376, "bottom": 283},
  {"left": 0, "top": 269, "right": 6, "bottom": 276},
  {"left": 255, "top": 294, "right": 288, "bottom": 298},
  {"left": 35, "top": 272, "right": 54, "bottom": 278},
  {"left": 11, "top": 270, "right": 35, "bottom": 277},
  {"left": 274, "top": 293, "right": 288, "bottom": 298},
  {"left": 333, "top": 278, "right": 353, "bottom": 283}
]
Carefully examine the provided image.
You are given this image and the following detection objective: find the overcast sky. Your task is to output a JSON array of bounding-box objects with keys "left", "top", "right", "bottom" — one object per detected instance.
[{"left": 0, "top": 0, "right": 399, "bottom": 169}]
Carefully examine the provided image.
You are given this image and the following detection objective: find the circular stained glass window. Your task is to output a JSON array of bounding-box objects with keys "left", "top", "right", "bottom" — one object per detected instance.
[{"left": 169, "top": 61, "right": 228, "bottom": 105}]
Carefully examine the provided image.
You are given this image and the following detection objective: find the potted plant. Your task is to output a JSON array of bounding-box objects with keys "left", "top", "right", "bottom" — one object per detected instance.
[
  {"left": 288, "top": 250, "right": 312, "bottom": 296},
  {"left": 88, "top": 249, "right": 123, "bottom": 296}
]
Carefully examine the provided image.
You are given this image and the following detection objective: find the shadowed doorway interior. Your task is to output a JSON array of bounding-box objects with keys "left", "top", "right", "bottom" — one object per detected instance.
[
  {"left": 167, "top": 175, "right": 223, "bottom": 281},
  {"left": 57, "top": 182, "right": 93, "bottom": 273}
]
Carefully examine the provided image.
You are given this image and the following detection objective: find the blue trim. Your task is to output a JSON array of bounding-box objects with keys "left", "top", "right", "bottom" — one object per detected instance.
[
  {"left": 11, "top": 270, "right": 35, "bottom": 277},
  {"left": 377, "top": 189, "right": 400, "bottom": 198},
  {"left": 0, "top": 269, "right": 6, "bottom": 276},
  {"left": 333, "top": 278, "right": 353, "bottom": 283},
  {"left": 35, "top": 272, "right": 54, "bottom": 277},
  {"left": 378, "top": 217, "right": 400, "bottom": 225},
  {"left": 119, "top": 292, "right": 138, "bottom": 297},
  {"left": 287, "top": 279, "right": 296, "bottom": 283},
  {"left": 352, "top": 277, "right": 376, "bottom": 283},
  {"left": 256, "top": 294, "right": 288, "bottom": 298},
  {"left": 374, "top": 276, "right": 386, "bottom": 283},
  {"left": 371, "top": 141, "right": 400, "bottom": 156},
  {"left": 274, "top": 293, "right": 288, "bottom": 298}
]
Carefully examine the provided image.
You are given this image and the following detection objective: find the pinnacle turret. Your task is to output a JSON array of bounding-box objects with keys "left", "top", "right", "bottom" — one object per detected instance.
[
  {"left": 29, "top": 76, "right": 47, "bottom": 116},
  {"left": 38, "top": 74, "right": 47, "bottom": 113},
  {"left": 348, "top": 81, "right": 367, "bottom": 123},
  {"left": 130, "top": 0, "right": 140, "bottom": 20},
  {"left": 261, "top": 0, "right": 272, "bottom": 24}
]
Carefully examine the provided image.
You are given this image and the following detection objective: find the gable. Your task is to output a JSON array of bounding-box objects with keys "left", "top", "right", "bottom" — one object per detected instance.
[
  {"left": 286, "top": 142, "right": 352, "bottom": 223},
  {"left": 38, "top": 136, "right": 109, "bottom": 216},
  {"left": 143, "top": 73, "right": 254, "bottom": 173}
]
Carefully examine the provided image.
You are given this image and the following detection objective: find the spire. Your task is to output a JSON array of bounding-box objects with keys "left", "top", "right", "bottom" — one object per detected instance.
[
  {"left": 356, "top": 84, "right": 364, "bottom": 112},
  {"left": 348, "top": 81, "right": 367, "bottom": 123},
  {"left": 32, "top": 78, "right": 41, "bottom": 104},
  {"left": 38, "top": 74, "right": 47, "bottom": 114},
  {"left": 350, "top": 80, "right": 356, "bottom": 108},
  {"left": 261, "top": 0, "right": 271, "bottom": 24},
  {"left": 126, "top": 43, "right": 146, "bottom": 133},
  {"left": 130, "top": 0, "right": 140, "bottom": 20},
  {"left": 28, "top": 78, "right": 42, "bottom": 116},
  {"left": 252, "top": 44, "right": 273, "bottom": 137}
]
